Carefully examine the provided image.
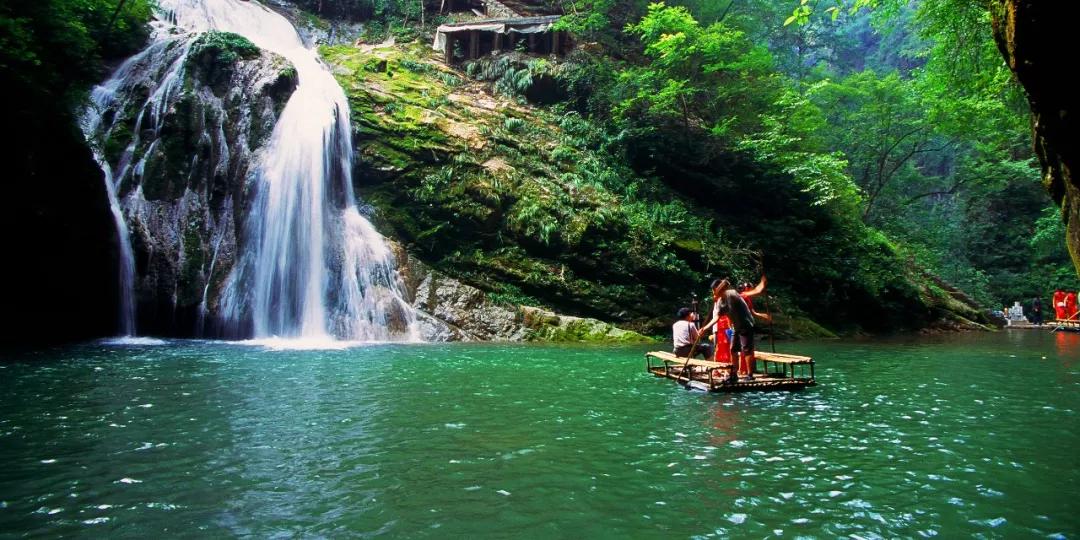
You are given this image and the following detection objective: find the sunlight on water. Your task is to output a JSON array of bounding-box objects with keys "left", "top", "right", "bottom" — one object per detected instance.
[{"left": 2, "top": 331, "right": 1078, "bottom": 537}]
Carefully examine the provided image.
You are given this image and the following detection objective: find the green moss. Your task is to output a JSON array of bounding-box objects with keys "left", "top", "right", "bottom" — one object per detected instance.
[
  {"left": 485, "top": 284, "right": 543, "bottom": 307},
  {"left": 773, "top": 313, "right": 837, "bottom": 339},
  {"left": 296, "top": 9, "right": 330, "bottom": 32},
  {"left": 141, "top": 92, "right": 202, "bottom": 200},
  {"left": 103, "top": 122, "right": 134, "bottom": 165},
  {"left": 189, "top": 31, "right": 259, "bottom": 65},
  {"left": 186, "top": 31, "right": 261, "bottom": 89},
  {"left": 521, "top": 309, "right": 656, "bottom": 343},
  {"left": 178, "top": 217, "right": 207, "bottom": 306}
]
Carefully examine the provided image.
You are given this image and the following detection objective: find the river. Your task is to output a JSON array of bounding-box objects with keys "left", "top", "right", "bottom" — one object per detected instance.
[{"left": 1, "top": 330, "right": 1077, "bottom": 537}]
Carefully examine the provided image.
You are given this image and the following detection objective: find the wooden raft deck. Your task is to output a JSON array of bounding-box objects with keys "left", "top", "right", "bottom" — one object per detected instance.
[
  {"left": 1052, "top": 319, "right": 1080, "bottom": 332},
  {"left": 645, "top": 350, "right": 816, "bottom": 392},
  {"left": 1007, "top": 320, "right": 1079, "bottom": 332}
]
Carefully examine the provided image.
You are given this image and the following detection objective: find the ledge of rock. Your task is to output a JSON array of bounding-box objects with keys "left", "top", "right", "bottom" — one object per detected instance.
[{"left": 392, "top": 243, "right": 653, "bottom": 343}]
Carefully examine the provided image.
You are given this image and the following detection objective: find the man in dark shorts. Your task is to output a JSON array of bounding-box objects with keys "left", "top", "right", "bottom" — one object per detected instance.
[
  {"left": 698, "top": 278, "right": 756, "bottom": 382},
  {"left": 714, "top": 278, "right": 756, "bottom": 381}
]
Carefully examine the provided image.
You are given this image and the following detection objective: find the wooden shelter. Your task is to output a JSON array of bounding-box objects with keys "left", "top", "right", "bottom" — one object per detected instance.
[
  {"left": 645, "top": 351, "right": 816, "bottom": 392},
  {"left": 433, "top": 15, "right": 570, "bottom": 64},
  {"left": 442, "top": 0, "right": 518, "bottom": 18}
]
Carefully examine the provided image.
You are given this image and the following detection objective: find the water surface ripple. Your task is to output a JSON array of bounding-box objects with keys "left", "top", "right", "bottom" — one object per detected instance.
[{"left": 1, "top": 331, "right": 1078, "bottom": 537}]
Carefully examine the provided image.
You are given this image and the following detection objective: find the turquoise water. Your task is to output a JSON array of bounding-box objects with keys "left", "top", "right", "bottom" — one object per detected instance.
[{"left": 1, "top": 330, "right": 1078, "bottom": 537}]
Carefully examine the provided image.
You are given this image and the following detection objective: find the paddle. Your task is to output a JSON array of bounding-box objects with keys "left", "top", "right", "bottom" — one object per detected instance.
[{"left": 683, "top": 313, "right": 725, "bottom": 385}]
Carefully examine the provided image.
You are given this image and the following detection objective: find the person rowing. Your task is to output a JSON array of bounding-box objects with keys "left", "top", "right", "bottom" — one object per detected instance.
[{"left": 699, "top": 278, "right": 757, "bottom": 383}]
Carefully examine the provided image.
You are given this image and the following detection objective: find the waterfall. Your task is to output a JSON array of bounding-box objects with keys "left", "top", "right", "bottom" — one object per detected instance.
[
  {"left": 84, "top": 0, "right": 420, "bottom": 342},
  {"left": 98, "top": 164, "right": 138, "bottom": 336},
  {"left": 82, "top": 37, "right": 187, "bottom": 337}
]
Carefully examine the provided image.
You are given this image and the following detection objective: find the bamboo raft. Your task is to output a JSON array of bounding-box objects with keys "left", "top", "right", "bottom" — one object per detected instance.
[
  {"left": 1052, "top": 319, "right": 1080, "bottom": 332},
  {"left": 645, "top": 350, "right": 816, "bottom": 392}
]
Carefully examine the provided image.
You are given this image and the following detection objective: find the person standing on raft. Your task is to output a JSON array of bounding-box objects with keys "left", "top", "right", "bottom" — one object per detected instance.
[
  {"left": 1031, "top": 296, "right": 1043, "bottom": 326},
  {"left": 1054, "top": 289, "right": 1067, "bottom": 321},
  {"left": 699, "top": 278, "right": 757, "bottom": 383},
  {"left": 738, "top": 276, "right": 772, "bottom": 323}
]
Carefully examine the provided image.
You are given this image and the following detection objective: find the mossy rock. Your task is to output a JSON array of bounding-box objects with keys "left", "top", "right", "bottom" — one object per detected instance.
[
  {"left": 186, "top": 31, "right": 261, "bottom": 91},
  {"left": 520, "top": 307, "right": 655, "bottom": 343}
]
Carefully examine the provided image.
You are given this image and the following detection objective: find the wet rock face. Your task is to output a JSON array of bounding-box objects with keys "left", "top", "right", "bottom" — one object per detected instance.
[
  {"left": 991, "top": 1, "right": 1080, "bottom": 275},
  {"left": 393, "top": 244, "right": 652, "bottom": 342},
  {"left": 92, "top": 37, "right": 297, "bottom": 336},
  {"left": 263, "top": 0, "right": 366, "bottom": 48}
]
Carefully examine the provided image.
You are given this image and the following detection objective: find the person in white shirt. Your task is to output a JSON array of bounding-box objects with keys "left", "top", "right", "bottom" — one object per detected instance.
[{"left": 672, "top": 307, "right": 712, "bottom": 358}]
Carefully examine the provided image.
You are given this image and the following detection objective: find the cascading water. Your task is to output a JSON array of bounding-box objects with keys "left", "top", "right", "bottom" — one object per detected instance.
[
  {"left": 82, "top": 33, "right": 190, "bottom": 337},
  {"left": 84, "top": 0, "right": 421, "bottom": 342},
  {"left": 98, "top": 165, "right": 138, "bottom": 336}
]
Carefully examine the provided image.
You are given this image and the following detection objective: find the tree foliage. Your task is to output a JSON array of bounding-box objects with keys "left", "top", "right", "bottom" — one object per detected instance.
[
  {"left": 541, "top": 0, "right": 1074, "bottom": 311},
  {"left": 2, "top": 0, "right": 151, "bottom": 108},
  {"left": 774, "top": 0, "right": 1078, "bottom": 301},
  {"left": 617, "top": 3, "right": 778, "bottom": 140}
]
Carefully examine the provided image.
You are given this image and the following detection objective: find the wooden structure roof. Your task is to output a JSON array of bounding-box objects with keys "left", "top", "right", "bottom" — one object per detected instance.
[{"left": 433, "top": 15, "right": 568, "bottom": 63}]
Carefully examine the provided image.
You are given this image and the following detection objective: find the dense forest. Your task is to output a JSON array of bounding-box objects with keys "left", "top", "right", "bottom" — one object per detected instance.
[
  {"left": 526, "top": 0, "right": 1077, "bottom": 307},
  {"left": 1, "top": 0, "right": 1076, "bottom": 342},
  {"left": 324, "top": 0, "right": 1078, "bottom": 327}
]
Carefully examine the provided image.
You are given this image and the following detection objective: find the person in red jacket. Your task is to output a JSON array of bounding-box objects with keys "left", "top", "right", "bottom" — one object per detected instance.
[
  {"left": 738, "top": 276, "right": 772, "bottom": 322},
  {"left": 1054, "top": 289, "right": 1067, "bottom": 320},
  {"left": 1066, "top": 291, "right": 1079, "bottom": 322},
  {"left": 738, "top": 277, "right": 771, "bottom": 374}
]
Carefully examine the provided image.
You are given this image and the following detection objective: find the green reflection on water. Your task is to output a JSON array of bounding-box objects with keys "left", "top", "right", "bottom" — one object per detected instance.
[{"left": 1, "top": 330, "right": 1078, "bottom": 537}]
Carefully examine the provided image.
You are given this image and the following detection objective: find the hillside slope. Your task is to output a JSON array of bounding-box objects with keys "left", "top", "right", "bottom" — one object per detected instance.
[{"left": 321, "top": 41, "right": 988, "bottom": 335}]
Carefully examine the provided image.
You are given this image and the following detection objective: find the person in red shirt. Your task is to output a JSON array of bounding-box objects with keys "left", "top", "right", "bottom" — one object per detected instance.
[
  {"left": 738, "top": 276, "right": 772, "bottom": 323},
  {"left": 1053, "top": 290, "right": 1066, "bottom": 320},
  {"left": 737, "top": 276, "right": 771, "bottom": 374},
  {"left": 709, "top": 291, "right": 732, "bottom": 368},
  {"left": 1066, "top": 291, "right": 1079, "bottom": 322},
  {"left": 716, "top": 313, "right": 732, "bottom": 356}
]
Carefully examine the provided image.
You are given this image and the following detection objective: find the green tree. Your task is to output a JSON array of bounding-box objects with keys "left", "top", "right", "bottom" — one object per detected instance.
[
  {"left": 616, "top": 3, "right": 778, "bottom": 144},
  {"left": 809, "top": 70, "right": 935, "bottom": 222}
]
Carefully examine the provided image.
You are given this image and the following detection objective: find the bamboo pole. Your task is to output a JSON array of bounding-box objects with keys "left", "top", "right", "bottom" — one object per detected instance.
[{"left": 1051, "top": 309, "right": 1080, "bottom": 332}]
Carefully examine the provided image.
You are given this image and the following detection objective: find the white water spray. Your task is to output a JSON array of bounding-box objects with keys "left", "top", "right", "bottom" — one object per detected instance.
[
  {"left": 82, "top": 35, "right": 190, "bottom": 336},
  {"left": 85, "top": 0, "right": 421, "bottom": 342},
  {"left": 164, "top": 0, "right": 419, "bottom": 341}
]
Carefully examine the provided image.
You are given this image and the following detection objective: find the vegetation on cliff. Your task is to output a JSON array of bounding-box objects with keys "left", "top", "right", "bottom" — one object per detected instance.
[
  {"left": 774, "top": 0, "right": 1080, "bottom": 299},
  {"left": 306, "top": 0, "right": 1078, "bottom": 336},
  {"left": 322, "top": 38, "right": 982, "bottom": 336}
]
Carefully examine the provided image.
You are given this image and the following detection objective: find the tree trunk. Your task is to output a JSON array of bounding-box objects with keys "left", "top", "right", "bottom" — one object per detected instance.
[{"left": 105, "top": 0, "right": 129, "bottom": 35}]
